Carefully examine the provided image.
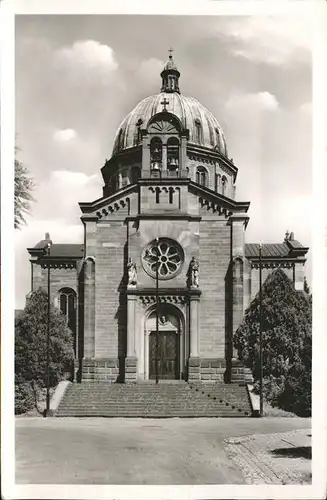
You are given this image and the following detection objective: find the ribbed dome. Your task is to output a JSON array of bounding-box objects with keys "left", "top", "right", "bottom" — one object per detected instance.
[{"left": 112, "top": 92, "right": 228, "bottom": 156}]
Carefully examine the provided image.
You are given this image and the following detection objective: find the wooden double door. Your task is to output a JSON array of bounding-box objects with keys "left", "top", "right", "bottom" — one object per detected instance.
[{"left": 149, "top": 331, "right": 180, "bottom": 380}]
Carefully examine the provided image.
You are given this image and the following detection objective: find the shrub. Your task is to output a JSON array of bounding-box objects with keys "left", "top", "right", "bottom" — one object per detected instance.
[
  {"left": 15, "top": 288, "right": 74, "bottom": 413},
  {"left": 234, "top": 269, "right": 312, "bottom": 415}
]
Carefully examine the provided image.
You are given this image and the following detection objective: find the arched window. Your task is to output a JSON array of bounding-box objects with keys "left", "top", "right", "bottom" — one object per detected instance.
[
  {"left": 121, "top": 169, "right": 129, "bottom": 187},
  {"left": 167, "top": 137, "right": 179, "bottom": 171},
  {"left": 194, "top": 119, "right": 203, "bottom": 144},
  {"left": 150, "top": 137, "right": 162, "bottom": 170},
  {"left": 196, "top": 166, "right": 208, "bottom": 187},
  {"left": 131, "top": 167, "right": 141, "bottom": 184},
  {"left": 221, "top": 176, "right": 227, "bottom": 196},
  {"left": 215, "top": 173, "right": 221, "bottom": 193},
  {"left": 58, "top": 287, "right": 77, "bottom": 352}
]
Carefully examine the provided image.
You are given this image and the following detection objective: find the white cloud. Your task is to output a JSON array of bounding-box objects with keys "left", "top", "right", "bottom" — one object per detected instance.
[
  {"left": 15, "top": 170, "right": 103, "bottom": 308},
  {"left": 224, "top": 16, "right": 312, "bottom": 65},
  {"left": 53, "top": 128, "right": 77, "bottom": 142},
  {"left": 57, "top": 40, "right": 118, "bottom": 72},
  {"left": 36, "top": 170, "right": 102, "bottom": 219},
  {"left": 134, "top": 57, "right": 164, "bottom": 81},
  {"left": 225, "top": 91, "right": 279, "bottom": 112}
]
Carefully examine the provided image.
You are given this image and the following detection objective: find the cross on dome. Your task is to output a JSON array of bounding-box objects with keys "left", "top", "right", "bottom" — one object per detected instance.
[{"left": 161, "top": 97, "right": 169, "bottom": 111}]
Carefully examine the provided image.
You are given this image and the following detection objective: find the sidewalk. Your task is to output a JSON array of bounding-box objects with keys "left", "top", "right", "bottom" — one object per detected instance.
[{"left": 224, "top": 428, "right": 311, "bottom": 484}]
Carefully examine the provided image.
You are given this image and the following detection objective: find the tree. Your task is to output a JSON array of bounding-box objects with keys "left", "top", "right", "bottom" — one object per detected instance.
[
  {"left": 14, "top": 149, "right": 34, "bottom": 229},
  {"left": 15, "top": 288, "right": 74, "bottom": 414},
  {"left": 234, "top": 269, "right": 312, "bottom": 415},
  {"left": 303, "top": 276, "right": 311, "bottom": 295}
]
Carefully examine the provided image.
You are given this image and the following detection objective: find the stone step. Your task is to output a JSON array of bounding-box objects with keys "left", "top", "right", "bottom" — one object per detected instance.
[{"left": 56, "top": 382, "right": 252, "bottom": 417}]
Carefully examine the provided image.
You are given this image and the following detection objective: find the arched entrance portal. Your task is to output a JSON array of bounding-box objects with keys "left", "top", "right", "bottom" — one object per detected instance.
[{"left": 144, "top": 304, "right": 184, "bottom": 380}]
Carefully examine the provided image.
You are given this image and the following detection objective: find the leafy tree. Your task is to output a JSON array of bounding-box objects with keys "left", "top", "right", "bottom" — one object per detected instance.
[
  {"left": 303, "top": 276, "right": 311, "bottom": 295},
  {"left": 234, "top": 269, "right": 312, "bottom": 415},
  {"left": 14, "top": 148, "right": 34, "bottom": 229},
  {"left": 15, "top": 288, "right": 74, "bottom": 414}
]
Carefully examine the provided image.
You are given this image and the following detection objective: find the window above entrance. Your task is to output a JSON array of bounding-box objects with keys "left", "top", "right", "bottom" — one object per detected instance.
[{"left": 142, "top": 238, "right": 184, "bottom": 280}]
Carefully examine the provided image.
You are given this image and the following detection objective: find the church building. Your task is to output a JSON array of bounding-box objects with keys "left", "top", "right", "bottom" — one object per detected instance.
[{"left": 27, "top": 52, "right": 309, "bottom": 387}]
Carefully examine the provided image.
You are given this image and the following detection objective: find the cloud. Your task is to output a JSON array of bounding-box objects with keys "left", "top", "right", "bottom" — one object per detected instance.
[
  {"left": 53, "top": 128, "right": 77, "bottom": 142},
  {"left": 223, "top": 16, "right": 312, "bottom": 65},
  {"left": 35, "top": 170, "right": 103, "bottom": 220},
  {"left": 15, "top": 219, "right": 84, "bottom": 309},
  {"left": 225, "top": 91, "right": 279, "bottom": 112},
  {"left": 15, "top": 170, "right": 103, "bottom": 308},
  {"left": 54, "top": 40, "right": 119, "bottom": 87},
  {"left": 57, "top": 40, "right": 118, "bottom": 72}
]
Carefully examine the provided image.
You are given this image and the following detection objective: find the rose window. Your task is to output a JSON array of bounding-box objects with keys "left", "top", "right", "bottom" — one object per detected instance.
[{"left": 142, "top": 238, "right": 184, "bottom": 280}]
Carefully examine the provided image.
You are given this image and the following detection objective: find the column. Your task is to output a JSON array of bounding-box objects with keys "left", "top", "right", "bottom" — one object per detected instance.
[
  {"left": 162, "top": 144, "right": 167, "bottom": 171},
  {"left": 228, "top": 214, "right": 249, "bottom": 359},
  {"left": 190, "top": 296, "right": 199, "bottom": 357},
  {"left": 82, "top": 216, "right": 97, "bottom": 359},
  {"left": 188, "top": 295, "right": 201, "bottom": 381},
  {"left": 127, "top": 294, "right": 136, "bottom": 357},
  {"left": 142, "top": 134, "right": 150, "bottom": 173},
  {"left": 179, "top": 135, "right": 188, "bottom": 176},
  {"left": 125, "top": 293, "right": 137, "bottom": 382},
  {"left": 83, "top": 258, "right": 95, "bottom": 358}
]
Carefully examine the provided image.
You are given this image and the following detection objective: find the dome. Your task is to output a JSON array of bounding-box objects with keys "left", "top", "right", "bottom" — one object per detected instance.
[{"left": 112, "top": 92, "right": 228, "bottom": 156}]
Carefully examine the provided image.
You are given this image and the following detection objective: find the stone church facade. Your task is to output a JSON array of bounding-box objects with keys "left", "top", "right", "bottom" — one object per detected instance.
[{"left": 27, "top": 53, "right": 309, "bottom": 385}]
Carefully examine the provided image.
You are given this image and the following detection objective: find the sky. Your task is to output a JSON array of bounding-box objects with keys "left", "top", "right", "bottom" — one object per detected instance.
[{"left": 14, "top": 14, "right": 312, "bottom": 309}]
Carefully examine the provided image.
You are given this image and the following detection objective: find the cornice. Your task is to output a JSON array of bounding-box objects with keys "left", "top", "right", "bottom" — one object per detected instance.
[
  {"left": 189, "top": 181, "right": 250, "bottom": 213},
  {"left": 249, "top": 259, "right": 306, "bottom": 269},
  {"left": 79, "top": 184, "right": 137, "bottom": 214},
  {"left": 187, "top": 144, "right": 238, "bottom": 179}
]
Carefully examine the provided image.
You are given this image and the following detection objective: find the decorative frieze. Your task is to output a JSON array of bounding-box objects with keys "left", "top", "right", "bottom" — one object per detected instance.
[
  {"left": 250, "top": 261, "right": 294, "bottom": 270},
  {"left": 139, "top": 295, "right": 189, "bottom": 307},
  {"left": 199, "top": 197, "right": 232, "bottom": 217},
  {"left": 96, "top": 197, "right": 130, "bottom": 220},
  {"left": 40, "top": 262, "right": 76, "bottom": 270},
  {"left": 188, "top": 154, "right": 216, "bottom": 166}
]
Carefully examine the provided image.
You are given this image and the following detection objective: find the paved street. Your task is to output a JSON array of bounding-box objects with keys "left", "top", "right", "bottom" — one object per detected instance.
[{"left": 16, "top": 417, "right": 311, "bottom": 484}]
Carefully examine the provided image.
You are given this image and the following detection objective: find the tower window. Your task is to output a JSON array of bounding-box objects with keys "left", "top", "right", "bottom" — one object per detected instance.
[
  {"left": 167, "top": 137, "right": 179, "bottom": 170},
  {"left": 194, "top": 119, "right": 203, "bottom": 144},
  {"left": 150, "top": 137, "right": 162, "bottom": 170},
  {"left": 215, "top": 173, "right": 221, "bottom": 193},
  {"left": 222, "top": 176, "right": 227, "bottom": 196},
  {"left": 131, "top": 167, "right": 141, "bottom": 184},
  {"left": 196, "top": 166, "right": 208, "bottom": 187}
]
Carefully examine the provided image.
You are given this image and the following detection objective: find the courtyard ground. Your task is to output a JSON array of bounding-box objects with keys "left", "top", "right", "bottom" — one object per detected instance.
[{"left": 16, "top": 417, "right": 311, "bottom": 485}]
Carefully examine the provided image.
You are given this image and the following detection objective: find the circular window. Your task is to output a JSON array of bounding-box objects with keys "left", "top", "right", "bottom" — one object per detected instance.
[{"left": 142, "top": 238, "right": 184, "bottom": 280}]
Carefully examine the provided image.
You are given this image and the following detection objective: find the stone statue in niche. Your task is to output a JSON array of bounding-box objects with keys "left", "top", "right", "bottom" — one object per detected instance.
[
  {"left": 189, "top": 257, "right": 199, "bottom": 288},
  {"left": 127, "top": 257, "right": 137, "bottom": 286}
]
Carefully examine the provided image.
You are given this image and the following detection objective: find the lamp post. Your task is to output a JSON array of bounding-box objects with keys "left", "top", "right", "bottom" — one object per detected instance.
[
  {"left": 44, "top": 242, "right": 51, "bottom": 417},
  {"left": 259, "top": 243, "right": 263, "bottom": 418},
  {"left": 155, "top": 237, "right": 159, "bottom": 384}
]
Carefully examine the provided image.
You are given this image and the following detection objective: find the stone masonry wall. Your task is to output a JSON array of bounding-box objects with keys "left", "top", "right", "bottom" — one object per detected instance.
[
  {"left": 34, "top": 265, "right": 78, "bottom": 305},
  {"left": 200, "top": 358, "right": 226, "bottom": 382},
  {"left": 95, "top": 221, "right": 127, "bottom": 359},
  {"left": 198, "top": 217, "right": 230, "bottom": 358}
]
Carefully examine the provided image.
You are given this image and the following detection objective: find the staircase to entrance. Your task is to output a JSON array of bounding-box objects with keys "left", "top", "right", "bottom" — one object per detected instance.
[{"left": 56, "top": 382, "right": 253, "bottom": 417}]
